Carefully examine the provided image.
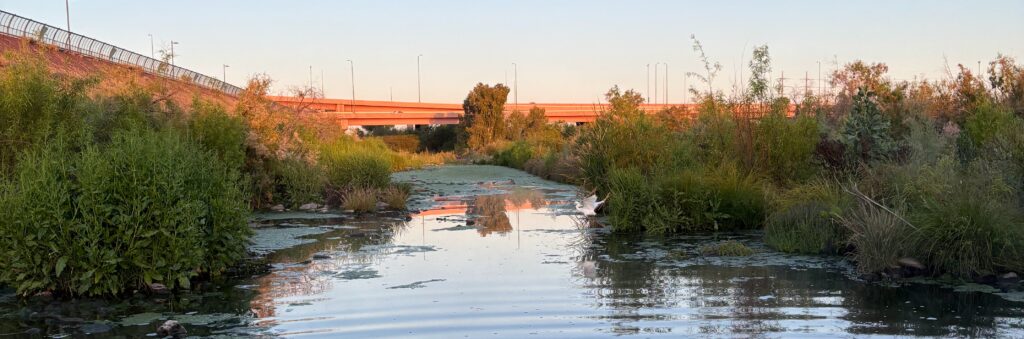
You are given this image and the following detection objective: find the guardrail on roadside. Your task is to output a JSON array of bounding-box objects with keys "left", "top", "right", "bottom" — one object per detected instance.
[{"left": 0, "top": 10, "right": 242, "bottom": 96}]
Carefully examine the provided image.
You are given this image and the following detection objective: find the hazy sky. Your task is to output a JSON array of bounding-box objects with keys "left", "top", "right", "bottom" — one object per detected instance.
[{"left": 2, "top": 1, "right": 1022, "bottom": 103}]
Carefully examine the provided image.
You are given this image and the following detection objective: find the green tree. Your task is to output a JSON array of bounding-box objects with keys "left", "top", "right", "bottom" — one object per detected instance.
[
  {"left": 841, "top": 88, "right": 897, "bottom": 164},
  {"left": 747, "top": 45, "right": 772, "bottom": 103},
  {"left": 462, "top": 83, "right": 510, "bottom": 150}
]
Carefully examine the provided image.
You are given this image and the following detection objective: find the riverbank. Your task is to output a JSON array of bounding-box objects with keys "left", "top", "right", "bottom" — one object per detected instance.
[{"left": 6, "top": 165, "right": 1022, "bottom": 337}]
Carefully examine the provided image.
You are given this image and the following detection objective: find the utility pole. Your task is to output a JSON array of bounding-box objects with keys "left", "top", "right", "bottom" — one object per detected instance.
[
  {"left": 148, "top": 34, "right": 154, "bottom": 58},
  {"left": 222, "top": 64, "right": 229, "bottom": 83},
  {"left": 347, "top": 59, "right": 355, "bottom": 113},
  {"left": 512, "top": 62, "right": 518, "bottom": 110},
  {"left": 817, "top": 61, "right": 822, "bottom": 96},
  {"left": 777, "top": 71, "right": 788, "bottom": 98},
  {"left": 170, "top": 41, "right": 179, "bottom": 65},
  {"left": 804, "top": 71, "right": 811, "bottom": 99},
  {"left": 309, "top": 66, "right": 313, "bottom": 90},
  {"left": 646, "top": 64, "right": 650, "bottom": 103},
  {"left": 417, "top": 54, "right": 423, "bottom": 103}
]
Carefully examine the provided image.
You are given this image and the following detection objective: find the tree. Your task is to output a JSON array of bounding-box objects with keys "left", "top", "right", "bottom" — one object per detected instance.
[
  {"left": 747, "top": 45, "right": 772, "bottom": 104},
  {"left": 841, "top": 88, "right": 897, "bottom": 164},
  {"left": 462, "top": 83, "right": 510, "bottom": 150},
  {"left": 604, "top": 85, "right": 645, "bottom": 118}
]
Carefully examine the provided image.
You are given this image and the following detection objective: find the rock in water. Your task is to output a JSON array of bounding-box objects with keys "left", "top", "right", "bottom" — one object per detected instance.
[
  {"left": 270, "top": 204, "right": 285, "bottom": 212},
  {"left": 299, "top": 203, "right": 320, "bottom": 211},
  {"left": 156, "top": 320, "right": 187, "bottom": 338},
  {"left": 897, "top": 258, "right": 925, "bottom": 270},
  {"left": 1000, "top": 272, "right": 1020, "bottom": 283}
]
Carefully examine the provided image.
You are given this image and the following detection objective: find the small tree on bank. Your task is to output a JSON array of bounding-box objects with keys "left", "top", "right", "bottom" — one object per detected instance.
[{"left": 462, "top": 83, "right": 510, "bottom": 150}]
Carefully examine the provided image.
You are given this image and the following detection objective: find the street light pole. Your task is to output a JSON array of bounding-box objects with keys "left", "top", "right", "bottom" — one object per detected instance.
[
  {"left": 817, "top": 61, "right": 822, "bottom": 96},
  {"left": 664, "top": 62, "right": 669, "bottom": 104},
  {"left": 654, "top": 63, "right": 660, "bottom": 105},
  {"left": 512, "top": 62, "right": 518, "bottom": 110},
  {"left": 417, "top": 54, "right": 423, "bottom": 103},
  {"left": 170, "top": 41, "right": 179, "bottom": 65},
  {"left": 646, "top": 63, "right": 650, "bottom": 103},
  {"left": 64, "top": 0, "right": 70, "bottom": 31},
  {"left": 347, "top": 59, "right": 355, "bottom": 113},
  {"left": 222, "top": 64, "right": 229, "bottom": 83},
  {"left": 148, "top": 34, "right": 154, "bottom": 58}
]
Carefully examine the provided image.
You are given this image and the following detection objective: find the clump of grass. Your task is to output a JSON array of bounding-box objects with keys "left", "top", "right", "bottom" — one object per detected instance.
[
  {"left": 381, "top": 183, "right": 411, "bottom": 210},
  {"left": 765, "top": 180, "right": 846, "bottom": 254},
  {"left": 836, "top": 191, "right": 913, "bottom": 275},
  {"left": 343, "top": 187, "right": 379, "bottom": 213},
  {"left": 699, "top": 240, "right": 755, "bottom": 257},
  {"left": 273, "top": 156, "right": 326, "bottom": 208}
]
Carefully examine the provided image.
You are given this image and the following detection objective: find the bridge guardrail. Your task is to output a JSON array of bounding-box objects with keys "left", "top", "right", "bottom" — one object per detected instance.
[{"left": 0, "top": 10, "right": 242, "bottom": 96}]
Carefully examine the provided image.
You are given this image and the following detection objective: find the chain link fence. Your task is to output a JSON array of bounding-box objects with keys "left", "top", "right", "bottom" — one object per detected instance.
[{"left": 0, "top": 10, "right": 242, "bottom": 96}]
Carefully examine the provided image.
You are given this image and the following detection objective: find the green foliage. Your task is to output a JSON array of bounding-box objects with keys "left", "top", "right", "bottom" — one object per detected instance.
[
  {"left": 493, "top": 141, "right": 534, "bottom": 169},
  {"left": 754, "top": 112, "right": 821, "bottom": 183},
  {"left": 699, "top": 240, "right": 755, "bottom": 256},
  {"left": 380, "top": 134, "right": 421, "bottom": 153},
  {"left": 463, "top": 83, "right": 510, "bottom": 150},
  {"left": 319, "top": 137, "right": 392, "bottom": 189},
  {"left": 840, "top": 88, "right": 897, "bottom": 164},
  {"left": 189, "top": 100, "right": 248, "bottom": 171},
  {"left": 837, "top": 195, "right": 913, "bottom": 275},
  {"left": 418, "top": 125, "right": 459, "bottom": 152},
  {"left": 0, "top": 54, "right": 90, "bottom": 174},
  {"left": 273, "top": 157, "right": 326, "bottom": 208},
  {"left": 765, "top": 180, "right": 846, "bottom": 254},
  {"left": 0, "top": 129, "right": 249, "bottom": 296},
  {"left": 381, "top": 184, "right": 412, "bottom": 210}
]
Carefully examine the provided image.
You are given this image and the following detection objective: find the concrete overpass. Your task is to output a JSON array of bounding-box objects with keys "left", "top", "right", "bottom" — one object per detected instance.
[{"left": 267, "top": 96, "right": 688, "bottom": 127}]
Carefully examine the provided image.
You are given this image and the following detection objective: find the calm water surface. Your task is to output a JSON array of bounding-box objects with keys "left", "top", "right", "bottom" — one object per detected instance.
[{"left": 1, "top": 165, "right": 1023, "bottom": 338}]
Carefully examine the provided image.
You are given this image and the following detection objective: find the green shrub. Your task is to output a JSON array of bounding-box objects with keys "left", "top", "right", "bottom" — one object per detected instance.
[
  {"left": 699, "top": 240, "right": 755, "bottom": 256},
  {"left": 273, "top": 157, "right": 326, "bottom": 208},
  {"left": 754, "top": 112, "right": 821, "bottom": 183},
  {"left": 607, "top": 162, "right": 766, "bottom": 234},
  {"left": 0, "top": 129, "right": 250, "bottom": 296},
  {"left": 189, "top": 101, "right": 248, "bottom": 171},
  {"left": 765, "top": 180, "right": 846, "bottom": 254},
  {"left": 319, "top": 137, "right": 392, "bottom": 189},
  {"left": 0, "top": 54, "right": 89, "bottom": 174},
  {"left": 839, "top": 88, "right": 898, "bottom": 164},
  {"left": 493, "top": 141, "right": 534, "bottom": 169}
]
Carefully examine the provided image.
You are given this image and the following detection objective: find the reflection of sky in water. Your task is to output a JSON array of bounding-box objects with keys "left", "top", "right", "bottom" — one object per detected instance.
[{"left": 238, "top": 166, "right": 1024, "bottom": 338}]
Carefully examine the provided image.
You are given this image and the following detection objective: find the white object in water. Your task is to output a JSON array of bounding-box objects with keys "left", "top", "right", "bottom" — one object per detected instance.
[{"left": 575, "top": 194, "right": 606, "bottom": 216}]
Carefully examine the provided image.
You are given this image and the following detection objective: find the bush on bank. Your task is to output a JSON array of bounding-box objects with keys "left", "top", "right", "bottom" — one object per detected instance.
[{"left": 0, "top": 128, "right": 250, "bottom": 296}]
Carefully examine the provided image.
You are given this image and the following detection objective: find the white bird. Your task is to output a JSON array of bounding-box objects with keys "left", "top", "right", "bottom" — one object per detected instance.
[{"left": 575, "top": 194, "right": 607, "bottom": 217}]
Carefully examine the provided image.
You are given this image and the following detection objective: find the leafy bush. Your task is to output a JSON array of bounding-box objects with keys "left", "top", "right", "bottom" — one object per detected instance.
[
  {"left": 273, "top": 157, "right": 326, "bottom": 208},
  {"left": 0, "top": 54, "right": 89, "bottom": 174},
  {"left": 189, "top": 100, "right": 248, "bottom": 171},
  {"left": 754, "top": 112, "right": 821, "bottom": 183},
  {"left": 0, "top": 129, "right": 249, "bottom": 296},
  {"left": 839, "top": 88, "right": 898, "bottom": 164},
  {"left": 493, "top": 141, "right": 534, "bottom": 169}
]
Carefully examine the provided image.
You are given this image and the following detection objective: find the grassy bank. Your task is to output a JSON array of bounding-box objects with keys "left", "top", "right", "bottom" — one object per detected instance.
[
  {"left": 456, "top": 43, "right": 1024, "bottom": 281},
  {"left": 0, "top": 50, "right": 446, "bottom": 296}
]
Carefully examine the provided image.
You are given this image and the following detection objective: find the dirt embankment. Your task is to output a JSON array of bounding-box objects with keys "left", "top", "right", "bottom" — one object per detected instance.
[{"left": 0, "top": 34, "right": 238, "bottom": 110}]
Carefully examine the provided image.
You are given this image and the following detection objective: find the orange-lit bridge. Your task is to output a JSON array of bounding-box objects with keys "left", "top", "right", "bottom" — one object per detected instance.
[{"left": 268, "top": 96, "right": 686, "bottom": 128}]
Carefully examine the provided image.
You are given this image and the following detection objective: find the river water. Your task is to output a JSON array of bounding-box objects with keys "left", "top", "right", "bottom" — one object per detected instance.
[{"left": 1, "top": 165, "right": 1023, "bottom": 337}]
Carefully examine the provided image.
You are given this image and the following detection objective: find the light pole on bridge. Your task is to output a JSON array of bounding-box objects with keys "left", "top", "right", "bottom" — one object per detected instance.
[
  {"left": 646, "top": 63, "right": 650, "bottom": 103},
  {"left": 417, "top": 54, "right": 423, "bottom": 103},
  {"left": 347, "top": 59, "right": 355, "bottom": 113},
  {"left": 148, "top": 34, "right": 154, "bottom": 58},
  {"left": 512, "top": 62, "right": 518, "bottom": 110},
  {"left": 170, "top": 41, "right": 179, "bottom": 66},
  {"left": 222, "top": 64, "right": 229, "bottom": 83}
]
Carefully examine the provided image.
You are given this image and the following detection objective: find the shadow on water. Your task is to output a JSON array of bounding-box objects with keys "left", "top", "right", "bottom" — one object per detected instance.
[{"left": 0, "top": 165, "right": 1022, "bottom": 337}]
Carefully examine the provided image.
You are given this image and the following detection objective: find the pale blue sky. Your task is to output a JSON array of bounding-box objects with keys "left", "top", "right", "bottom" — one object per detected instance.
[{"left": 2, "top": 1, "right": 1022, "bottom": 103}]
